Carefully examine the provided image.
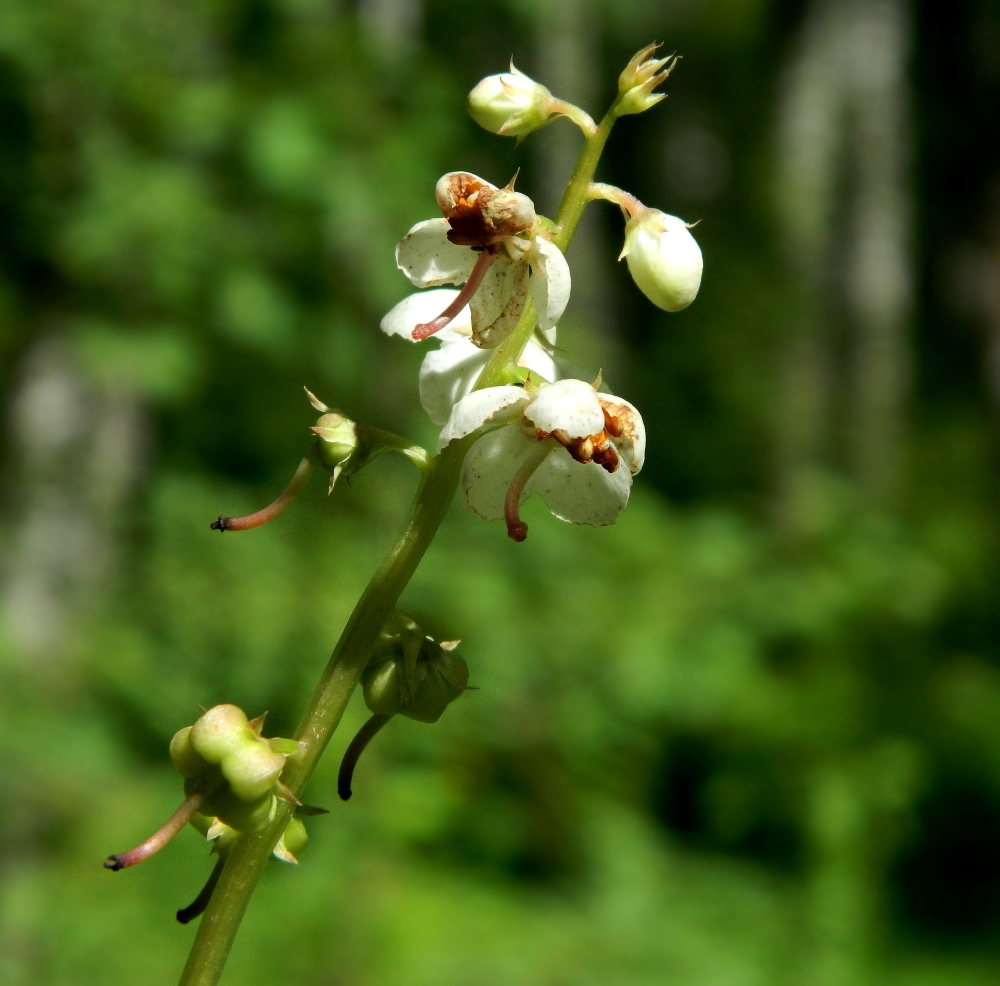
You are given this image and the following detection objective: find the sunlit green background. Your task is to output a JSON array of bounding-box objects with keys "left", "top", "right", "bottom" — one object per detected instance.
[{"left": 2, "top": 0, "right": 1000, "bottom": 983}]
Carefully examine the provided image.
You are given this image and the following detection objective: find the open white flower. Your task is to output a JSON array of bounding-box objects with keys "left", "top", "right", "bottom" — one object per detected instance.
[
  {"left": 437, "top": 378, "right": 645, "bottom": 541},
  {"left": 381, "top": 288, "right": 558, "bottom": 425},
  {"left": 394, "top": 172, "right": 571, "bottom": 349}
]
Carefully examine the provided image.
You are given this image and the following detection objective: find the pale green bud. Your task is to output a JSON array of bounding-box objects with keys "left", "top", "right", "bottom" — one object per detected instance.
[
  {"left": 190, "top": 704, "right": 252, "bottom": 764},
  {"left": 617, "top": 43, "right": 676, "bottom": 117},
  {"left": 467, "top": 65, "right": 553, "bottom": 138},
  {"left": 621, "top": 210, "right": 703, "bottom": 312}
]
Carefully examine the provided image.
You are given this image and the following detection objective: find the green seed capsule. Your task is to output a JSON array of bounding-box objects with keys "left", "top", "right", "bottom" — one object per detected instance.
[
  {"left": 221, "top": 742, "right": 287, "bottom": 802},
  {"left": 200, "top": 789, "right": 275, "bottom": 834},
  {"left": 169, "top": 726, "right": 213, "bottom": 780},
  {"left": 190, "top": 705, "right": 253, "bottom": 764},
  {"left": 362, "top": 631, "right": 469, "bottom": 724}
]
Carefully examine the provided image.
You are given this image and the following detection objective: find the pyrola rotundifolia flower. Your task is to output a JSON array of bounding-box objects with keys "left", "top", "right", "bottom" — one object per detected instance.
[
  {"left": 381, "top": 287, "right": 557, "bottom": 425},
  {"left": 467, "top": 64, "right": 554, "bottom": 138},
  {"left": 620, "top": 209, "right": 702, "bottom": 312},
  {"left": 394, "top": 172, "right": 570, "bottom": 349},
  {"left": 437, "top": 378, "right": 645, "bottom": 541}
]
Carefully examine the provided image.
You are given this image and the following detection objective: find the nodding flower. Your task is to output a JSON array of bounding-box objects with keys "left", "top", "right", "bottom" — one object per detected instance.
[
  {"left": 436, "top": 377, "right": 645, "bottom": 542},
  {"left": 392, "top": 171, "right": 570, "bottom": 349}
]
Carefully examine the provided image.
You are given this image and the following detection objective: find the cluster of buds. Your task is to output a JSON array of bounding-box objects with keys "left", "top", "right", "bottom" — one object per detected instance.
[
  {"left": 338, "top": 612, "right": 470, "bottom": 800},
  {"left": 106, "top": 704, "right": 323, "bottom": 924}
]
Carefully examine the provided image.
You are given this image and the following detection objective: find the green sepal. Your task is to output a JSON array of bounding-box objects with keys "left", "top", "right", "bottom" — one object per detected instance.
[{"left": 268, "top": 737, "right": 301, "bottom": 757}]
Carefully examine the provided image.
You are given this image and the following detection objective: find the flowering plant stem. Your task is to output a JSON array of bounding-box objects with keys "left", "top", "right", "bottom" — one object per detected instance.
[{"left": 176, "top": 97, "right": 619, "bottom": 986}]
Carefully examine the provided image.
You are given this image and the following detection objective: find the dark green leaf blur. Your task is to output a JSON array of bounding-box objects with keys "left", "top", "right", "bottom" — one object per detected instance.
[{"left": 1, "top": 0, "right": 999, "bottom": 982}]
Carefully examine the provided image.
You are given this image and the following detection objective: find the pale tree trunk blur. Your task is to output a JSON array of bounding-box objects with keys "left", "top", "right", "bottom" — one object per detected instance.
[
  {"left": 776, "top": 0, "right": 914, "bottom": 978},
  {"left": 358, "top": 0, "right": 423, "bottom": 59},
  {"left": 531, "top": 0, "right": 621, "bottom": 369},
  {"left": 843, "top": 0, "right": 912, "bottom": 503},
  {"left": 775, "top": 0, "right": 912, "bottom": 513},
  {"left": 0, "top": 336, "right": 145, "bottom": 662}
]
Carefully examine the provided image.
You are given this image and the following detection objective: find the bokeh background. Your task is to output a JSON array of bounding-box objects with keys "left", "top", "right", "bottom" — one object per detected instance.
[{"left": 2, "top": 0, "right": 999, "bottom": 983}]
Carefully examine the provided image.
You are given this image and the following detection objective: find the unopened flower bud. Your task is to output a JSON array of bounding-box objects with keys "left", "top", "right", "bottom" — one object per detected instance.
[
  {"left": 620, "top": 210, "right": 703, "bottom": 312},
  {"left": 170, "top": 726, "right": 213, "bottom": 780},
  {"left": 190, "top": 705, "right": 252, "bottom": 764},
  {"left": 617, "top": 43, "right": 676, "bottom": 117},
  {"left": 467, "top": 65, "right": 553, "bottom": 138},
  {"left": 221, "top": 743, "right": 287, "bottom": 802}
]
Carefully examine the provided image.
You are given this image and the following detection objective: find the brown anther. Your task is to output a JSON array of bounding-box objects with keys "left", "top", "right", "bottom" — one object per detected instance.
[
  {"left": 602, "top": 407, "right": 624, "bottom": 438},
  {"left": 435, "top": 172, "right": 535, "bottom": 248},
  {"left": 592, "top": 444, "right": 620, "bottom": 473},
  {"left": 552, "top": 428, "right": 573, "bottom": 447},
  {"left": 573, "top": 437, "right": 595, "bottom": 463}
]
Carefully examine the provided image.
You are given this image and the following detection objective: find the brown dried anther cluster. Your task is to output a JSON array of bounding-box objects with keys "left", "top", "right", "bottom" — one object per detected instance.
[
  {"left": 534, "top": 403, "right": 625, "bottom": 474},
  {"left": 435, "top": 172, "right": 536, "bottom": 252}
]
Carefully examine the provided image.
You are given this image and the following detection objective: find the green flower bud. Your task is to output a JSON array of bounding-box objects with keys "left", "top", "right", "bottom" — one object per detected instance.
[
  {"left": 616, "top": 44, "right": 676, "bottom": 117},
  {"left": 467, "top": 65, "right": 553, "bottom": 138},
  {"left": 221, "top": 742, "right": 287, "bottom": 802},
  {"left": 169, "top": 726, "right": 213, "bottom": 780},
  {"left": 621, "top": 210, "right": 703, "bottom": 312},
  {"left": 190, "top": 704, "right": 252, "bottom": 764}
]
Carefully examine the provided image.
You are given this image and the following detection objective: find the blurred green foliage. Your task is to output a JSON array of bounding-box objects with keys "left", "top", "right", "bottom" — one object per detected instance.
[{"left": 2, "top": 0, "right": 1000, "bottom": 984}]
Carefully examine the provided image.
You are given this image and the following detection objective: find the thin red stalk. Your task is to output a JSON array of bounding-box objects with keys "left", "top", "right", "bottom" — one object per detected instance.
[
  {"left": 412, "top": 251, "right": 495, "bottom": 340},
  {"left": 503, "top": 442, "right": 552, "bottom": 542},
  {"left": 105, "top": 791, "right": 205, "bottom": 871},
  {"left": 211, "top": 446, "right": 317, "bottom": 532}
]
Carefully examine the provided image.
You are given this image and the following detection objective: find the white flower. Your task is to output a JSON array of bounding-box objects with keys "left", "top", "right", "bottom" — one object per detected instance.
[
  {"left": 467, "top": 64, "right": 553, "bottom": 138},
  {"left": 381, "top": 288, "right": 557, "bottom": 425},
  {"left": 620, "top": 209, "right": 702, "bottom": 312},
  {"left": 393, "top": 172, "right": 571, "bottom": 349},
  {"left": 437, "top": 378, "right": 645, "bottom": 541}
]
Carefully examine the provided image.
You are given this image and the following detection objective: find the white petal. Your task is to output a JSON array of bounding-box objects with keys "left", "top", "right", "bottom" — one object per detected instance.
[
  {"left": 524, "top": 379, "right": 603, "bottom": 439},
  {"left": 461, "top": 426, "right": 540, "bottom": 522},
  {"left": 395, "top": 219, "right": 479, "bottom": 288},
  {"left": 597, "top": 393, "right": 646, "bottom": 475},
  {"left": 419, "top": 338, "right": 489, "bottom": 425},
  {"left": 528, "top": 445, "right": 632, "bottom": 527},
  {"left": 419, "top": 335, "right": 557, "bottom": 427},
  {"left": 518, "top": 336, "right": 558, "bottom": 382},
  {"left": 528, "top": 238, "right": 571, "bottom": 340},
  {"left": 470, "top": 253, "right": 529, "bottom": 348},
  {"left": 437, "top": 386, "right": 528, "bottom": 449},
  {"left": 381, "top": 289, "right": 472, "bottom": 342}
]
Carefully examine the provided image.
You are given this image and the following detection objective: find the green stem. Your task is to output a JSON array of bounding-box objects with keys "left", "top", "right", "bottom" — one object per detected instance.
[
  {"left": 177, "top": 92, "right": 622, "bottom": 986},
  {"left": 474, "top": 101, "right": 621, "bottom": 392}
]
